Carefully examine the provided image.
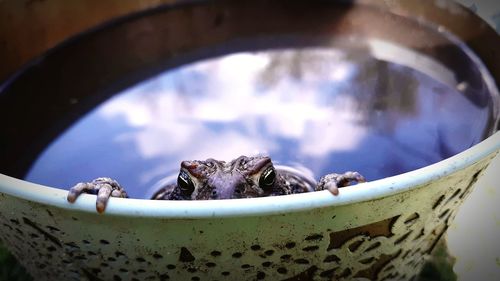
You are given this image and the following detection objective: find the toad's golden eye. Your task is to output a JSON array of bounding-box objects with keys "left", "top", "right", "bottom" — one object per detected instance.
[
  {"left": 259, "top": 167, "right": 276, "bottom": 190},
  {"left": 178, "top": 171, "right": 195, "bottom": 195}
]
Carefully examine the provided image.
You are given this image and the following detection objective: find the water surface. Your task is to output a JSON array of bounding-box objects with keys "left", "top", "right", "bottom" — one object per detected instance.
[{"left": 26, "top": 44, "right": 490, "bottom": 198}]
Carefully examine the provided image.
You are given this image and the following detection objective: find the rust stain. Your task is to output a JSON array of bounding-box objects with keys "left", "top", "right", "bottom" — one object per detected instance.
[
  {"left": 178, "top": 247, "right": 195, "bottom": 262},
  {"left": 354, "top": 250, "right": 401, "bottom": 280},
  {"left": 22, "top": 217, "right": 61, "bottom": 247},
  {"left": 281, "top": 266, "right": 318, "bottom": 281},
  {"left": 328, "top": 216, "right": 399, "bottom": 250}
]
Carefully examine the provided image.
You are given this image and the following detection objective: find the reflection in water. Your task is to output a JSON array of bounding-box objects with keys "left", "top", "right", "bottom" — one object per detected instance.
[{"left": 26, "top": 46, "right": 489, "bottom": 198}]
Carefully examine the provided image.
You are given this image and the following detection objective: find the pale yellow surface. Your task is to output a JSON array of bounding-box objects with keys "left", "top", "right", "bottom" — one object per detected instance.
[{"left": 447, "top": 153, "right": 500, "bottom": 281}]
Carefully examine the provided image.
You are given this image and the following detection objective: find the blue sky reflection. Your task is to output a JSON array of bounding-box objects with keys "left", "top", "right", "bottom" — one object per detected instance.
[{"left": 26, "top": 48, "right": 489, "bottom": 198}]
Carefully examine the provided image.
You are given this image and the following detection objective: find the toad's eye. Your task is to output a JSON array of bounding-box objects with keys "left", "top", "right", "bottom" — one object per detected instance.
[
  {"left": 178, "top": 171, "right": 195, "bottom": 195},
  {"left": 259, "top": 167, "right": 276, "bottom": 190}
]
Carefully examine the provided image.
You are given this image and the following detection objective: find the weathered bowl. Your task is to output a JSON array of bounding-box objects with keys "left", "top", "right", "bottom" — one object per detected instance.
[{"left": 0, "top": 0, "right": 499, "bottom": 280}]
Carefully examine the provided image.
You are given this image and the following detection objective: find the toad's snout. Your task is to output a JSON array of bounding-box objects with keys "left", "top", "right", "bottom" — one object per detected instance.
[{"left": 208, "top": 174, "right": 248, "bottom": 199}]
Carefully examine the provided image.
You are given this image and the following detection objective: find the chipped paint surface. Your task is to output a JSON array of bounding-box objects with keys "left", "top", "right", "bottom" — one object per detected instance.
[{"left": 0, "top": 141, "right": 497, "bottom": 280}]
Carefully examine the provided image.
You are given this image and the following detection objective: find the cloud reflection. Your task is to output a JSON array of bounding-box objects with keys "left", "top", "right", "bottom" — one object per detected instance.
[
  {"left": 100, "top": 50, "right": 365, "bottom": 162},
  {"left": 26, "top": 46, "right": 489, "bottom": 198}
]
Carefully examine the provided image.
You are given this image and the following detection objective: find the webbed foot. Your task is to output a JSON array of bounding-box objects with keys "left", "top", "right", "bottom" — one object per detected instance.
[
  {"left": 316, "top": 171, "right": 366, "bottom": 195},
  {"left": 67, "top": 177, "right": 128, "bottom": 213}
]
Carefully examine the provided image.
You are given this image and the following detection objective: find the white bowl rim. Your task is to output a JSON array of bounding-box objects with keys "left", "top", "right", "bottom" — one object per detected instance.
[{"left": 0, "top": 132, "right": 498, "bottom": 218}]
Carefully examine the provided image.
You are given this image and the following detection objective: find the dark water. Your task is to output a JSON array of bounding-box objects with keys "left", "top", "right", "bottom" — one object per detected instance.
[{"left": 25, "top": 45, "right": 491, "bottom": 198}]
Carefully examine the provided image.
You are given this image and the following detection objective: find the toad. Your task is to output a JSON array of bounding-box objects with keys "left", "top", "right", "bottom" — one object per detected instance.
[{"left": 67, "top": 155, "right": 365, "bottom": 213}]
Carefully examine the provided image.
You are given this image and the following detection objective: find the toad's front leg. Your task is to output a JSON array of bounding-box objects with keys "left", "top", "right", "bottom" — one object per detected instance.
[
  {"left": 316, "top": 171, "right": 366, "bottom": 195},
  {"left": 67, "top": 177, "right": 128, "bottom": 213}
]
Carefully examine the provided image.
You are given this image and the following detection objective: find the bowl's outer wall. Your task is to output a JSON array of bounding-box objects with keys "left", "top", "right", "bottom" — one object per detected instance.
[{"left": 0, "top": 150, "right": 497, "bottom": 280}]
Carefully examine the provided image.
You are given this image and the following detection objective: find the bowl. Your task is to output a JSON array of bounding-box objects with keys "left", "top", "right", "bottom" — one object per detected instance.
[{"left": 0, "top": 0, "right": 499, "bottom": 280}]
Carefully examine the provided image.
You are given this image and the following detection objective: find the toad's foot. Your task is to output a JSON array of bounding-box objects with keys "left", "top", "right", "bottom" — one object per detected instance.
[
  {"left": 316, "top": 171, "right": 366, "bottom": 196},
  {"left": 67, "top": 177, "right": 128, "bottom": 213}
]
